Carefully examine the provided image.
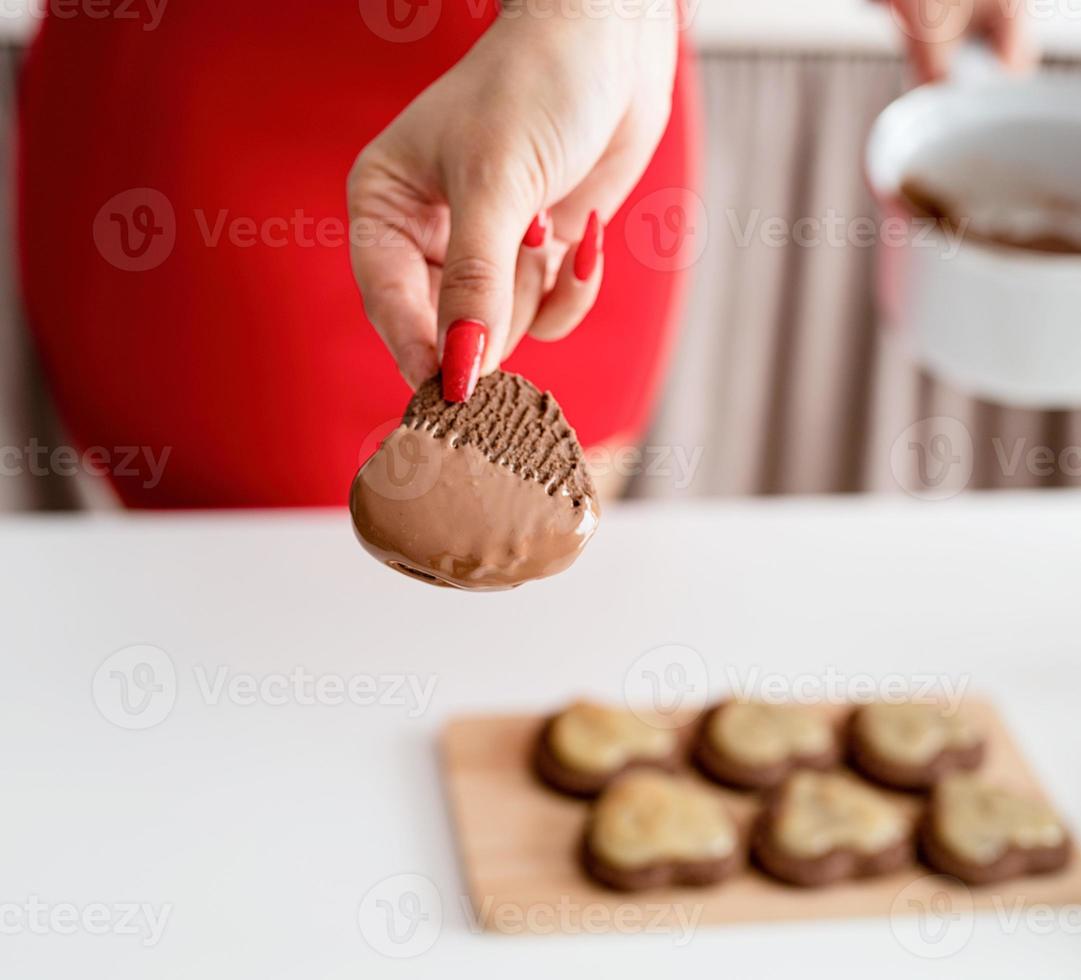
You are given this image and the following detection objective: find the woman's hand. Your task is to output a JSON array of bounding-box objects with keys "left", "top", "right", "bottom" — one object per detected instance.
[
  {"left": 347, "top": 4, "right": 678, "bottom": 400},
  {"left": 889, "top": 0, "right": 1034, "bottom": 82}
]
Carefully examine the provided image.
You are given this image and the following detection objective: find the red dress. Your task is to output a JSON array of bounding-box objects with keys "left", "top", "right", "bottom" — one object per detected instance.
[{"left": 18, "top": 2, "right": 698, "bottom": 507}]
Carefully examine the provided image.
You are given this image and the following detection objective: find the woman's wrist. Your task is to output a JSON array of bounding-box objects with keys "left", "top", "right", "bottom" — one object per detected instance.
[{"left": 492, "top": 0, "right": 677, "bottom": 95}]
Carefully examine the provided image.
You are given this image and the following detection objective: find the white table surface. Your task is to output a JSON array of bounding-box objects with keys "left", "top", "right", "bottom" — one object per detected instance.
[{"left": 2, "top": 493, "right": 1080, "bottom": 978}]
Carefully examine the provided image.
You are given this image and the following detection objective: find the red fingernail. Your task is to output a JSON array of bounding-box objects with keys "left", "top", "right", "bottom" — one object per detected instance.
[
  {"left": 523, "top": 209, "right": 549, "bottom": 248},
  {"left": 442, "top": 319, "right": 487, "bottom": 402},
  {"left": 573, "top": 210, "right": 603, "bottom": 281}
]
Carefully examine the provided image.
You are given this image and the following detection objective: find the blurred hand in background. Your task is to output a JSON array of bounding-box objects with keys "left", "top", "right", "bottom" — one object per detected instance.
[{"left": 890, "top": 0, "right": 1035, "bottom": 81}]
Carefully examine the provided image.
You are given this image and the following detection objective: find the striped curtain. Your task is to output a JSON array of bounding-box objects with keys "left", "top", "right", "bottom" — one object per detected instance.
[{"left": 632, "top": 51, "right": 1081, "bottom": 499}]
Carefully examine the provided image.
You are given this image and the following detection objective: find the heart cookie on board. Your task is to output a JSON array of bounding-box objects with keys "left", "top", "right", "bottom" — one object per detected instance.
[
  {"left": 753, "top": 771, "right": 913, "bottom": 887},
  {"left": 921, "top": 775, "right": 1072, "bottom": 885},
  {"left": 694, "top": 702, "right": 840, "bottom": 789},
  {"left": 535, "top": 701, "right": 680, "bottom": 798},
  {"left": 583, "top": 770, "right": 741, "bottom": 891},
  {"left": 848, "top": 702, "right": 985, "bottom": 790}
]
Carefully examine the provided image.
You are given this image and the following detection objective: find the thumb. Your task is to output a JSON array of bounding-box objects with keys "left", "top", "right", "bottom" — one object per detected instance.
[
  {"left": 989, "top": 12, "right": 1035, "bottom": 75},
  {"left": 437, "top": 185, "right": 532, "bottom": 397}
]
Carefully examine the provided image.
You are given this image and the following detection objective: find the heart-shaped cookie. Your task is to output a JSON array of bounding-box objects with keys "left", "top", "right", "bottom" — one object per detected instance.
[
  {"left": 694, "top": 702, "right": 839, "bottom": 789},
  {"left": 921, "top": 775, "right": 1072, "bottom": 885},
  {"left": 753, "top": 771, "right": 913, "bottom": 886},
  {"left": 535, "top": 701, "right": 679, "bottom": 798},
  {"left": 583, "top": 771, "right": 741, "bottom": 891},
  {"left": 351, "top": 371, "right": 599, "bottom": 591},
  {"left": 848, "top": 702, "right": 984, "bottom": 790}
]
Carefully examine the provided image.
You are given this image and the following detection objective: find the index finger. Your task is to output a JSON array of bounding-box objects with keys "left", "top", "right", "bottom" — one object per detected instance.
[{"left": 348, "top": 157, "right": 442, "bottom": 389}]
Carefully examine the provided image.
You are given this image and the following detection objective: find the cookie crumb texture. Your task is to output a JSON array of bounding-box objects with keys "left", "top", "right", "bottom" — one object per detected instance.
[{"left": 404, "top": 372, "right": 596, "bottom": 506}]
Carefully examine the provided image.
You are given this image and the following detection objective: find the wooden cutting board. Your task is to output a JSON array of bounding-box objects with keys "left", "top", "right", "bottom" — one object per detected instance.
[{"left": 440, "top": 701, "right": 1081, "bottom": 935}]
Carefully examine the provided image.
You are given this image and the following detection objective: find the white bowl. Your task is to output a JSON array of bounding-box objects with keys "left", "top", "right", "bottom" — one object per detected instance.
[{"left": 866, "top": 73, "right": 1081, "bottom": 408}]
